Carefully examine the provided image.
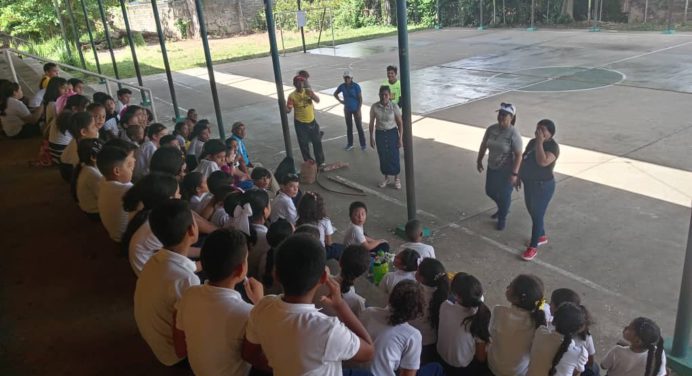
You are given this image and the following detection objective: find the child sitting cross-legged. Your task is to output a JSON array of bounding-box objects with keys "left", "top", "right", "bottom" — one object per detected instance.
[
  {"left": 314, "top": 244, "right": 370, "bottom": 317},
  {"left": 343, "top": 201, "right": 390, "bottom": 254},
  {"left": 360, "top": 280, "right": 445, "bottom": 376},
  {"left": 241, "top": 234, "right": 375, "bottom": 375},
  {"left": 133, "top": 199, "right": 200, "bottom": 367},
  {"left": 379, "top": 248, "right": 420, "bottom": 296},
  {"left": 270, "top": 173, "right": 300, "bottom": 225},
  {"left": 398, "top": 219, "right": 435, "bottom": 259},
  {"left": 174, "top": 228, "right": 265, "bottom": 376},
  {"left": 297, "top": 191, "right": 344, "bottom": 260},
  {"left": 96, "top": 141, "right": 137, "bottom": 243}
]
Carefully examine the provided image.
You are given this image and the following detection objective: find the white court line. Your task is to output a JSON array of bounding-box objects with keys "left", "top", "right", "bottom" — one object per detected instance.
[{"left": 175, "top": 67, "right": 692, "bottom": 208}]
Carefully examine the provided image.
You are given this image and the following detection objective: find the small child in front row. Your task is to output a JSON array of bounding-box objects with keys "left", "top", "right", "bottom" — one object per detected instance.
[
  {"left": 96, "top": 142, "right": 137, "bottom": 243},
  {"left": 297, "top": 191, "right": 343, "bottom": 260},
  {"left": 527, "top": 302, "right": 587, "bottom": 376},
  {"left": 342, "top": 201, "right": 390, "bottom": 253},
  {"left": 314, "top": 244, "right": 370, "bottom": 317},
  {"left": 174, "top": 228, "right": 264, "bottom": 376},
  {"left": 437, "top": 272, "right": 491, "bottom": 376},
  {"left": 399, "top": 219, "right": 435, "bottom": 259},
  {"left": 601, "top": 317, "right": 668, "bottom": 376},
  {"left": 133, "top": 199, "right": 200, "bottom": 367},
  {"left": 379, "top": 248, "right": 420, "bottom": 296},
  {"left": 549, "top": 288, "right": 599, "bottom": 375},
  {"left": 360, "top": 279, "right": 445, "bottom": 376},
  {"left": 242, "top": 234, "right": 375, "bottom": 375},
  {"left": 269, "top": 173, "right": 299, "bottom": 225},
  {"left": 488, "top": 274, "right": 547, "bottom": 376},
  {"left": 74, "top": 139, "right": 104, "bottom": 221}
]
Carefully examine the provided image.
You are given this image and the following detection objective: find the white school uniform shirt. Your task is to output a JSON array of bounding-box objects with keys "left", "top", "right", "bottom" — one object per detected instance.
[
  {"left": 270, "top": 191, "right": 298, "bottom": 225},
  {"left": 245, "top": 295, "right": 361, "bottom": 376},
  {"left": 342, "top": 222, "right": 366, "bottom": 247},
  {"left": 189, "top": 192, "right": 212, "bottom": 214},
  {"left": 379, "top": 269, "right": 416, "bottom": 296},
  {"left": 601, "top": 345, "right": 667, "bottom": 376},
  {"left": 314, "top": 276, "right": 366, "bottom": 318},
  {"left": 1, "top": 97, "right": 31, "bottom": 137},
  {"left": 134, "top": 140, "right": 157, "bottom": 181},
  {"left": 249, "top": 223, "right": 270, "bottom": 279},
  {"left": 128, "top": 220, "right": 163, "bottom": 277},
  {"left": 409, "top": 284, "right": 437, "bottom": 346},
  {"left": 97, "top": 180, "right": 133, "bottom": 242},
  {"left": 76, "top": 165, "right": 103, "bottom": 214},
  {"left": 210, "top": 207, "right": 230, "bottom": 228},
  {"left": 134, "top": 249, "right": 200, "bottom": 366},
  {"left": 527, "top": 326, "right": 588, "bottom": 376},
  {"left": 29, "top": 89, "right": 45, "bottom": 108},
  {"left": 48, "top": 105, "right": 72, "bottom": 146},
  {"left": 193, "top": 159, "right": 220, "bottom": 179},
  {"left": 316, "top": 217, "right": 335, "bottom": 246},
  {"left": 360, "top": 307, "right": 422, "bottom": 376},
  {"left": 488, "top": 305, "right": 537, "bottom": 376},
  {"left": 60, "top": 139, "right": 79, "bottom": 165},
  {"left": 398, "top": 242, "right": 435, "bottom": 259},
  {"left": 102, "top": 117, "right": 118, "bottom": 137},
  {"left": 437, "top": 301, "right": 481, "bottom": 367},
  {"left": 575, "top": 334, "right": 596, "bottom": 356},
  {"left": 175, "top": 284, "right": 252, "bottom": 376},
  {"left": 187, "top": 137, "right": 205, "bottom": 160}
]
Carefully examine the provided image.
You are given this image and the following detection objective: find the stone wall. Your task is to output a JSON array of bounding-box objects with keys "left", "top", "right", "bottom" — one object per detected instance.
[{"left": 110, "top": 0, "right": 264, "bottom": 40}]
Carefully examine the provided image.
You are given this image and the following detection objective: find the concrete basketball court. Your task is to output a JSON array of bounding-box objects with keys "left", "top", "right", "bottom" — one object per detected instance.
[{"left": 6, "top": 27, "right": 690, "bottom": 369}]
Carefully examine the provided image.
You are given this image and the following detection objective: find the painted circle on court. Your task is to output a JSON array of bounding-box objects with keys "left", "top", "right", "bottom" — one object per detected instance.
[{"left": 490, "top": 66, "right": 625, "bottom": 92}]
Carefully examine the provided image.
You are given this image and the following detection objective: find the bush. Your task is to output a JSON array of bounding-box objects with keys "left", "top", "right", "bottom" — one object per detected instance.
[
  {"left": 121, "top": 31, "right": 145, "bottom": 47},
  {"left": 175, "top": 18, "right": 190, "bottom": 39}
]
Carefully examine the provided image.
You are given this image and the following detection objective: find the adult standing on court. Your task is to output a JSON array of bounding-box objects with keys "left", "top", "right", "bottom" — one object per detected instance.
[
  {"left": 369, "top": 85, "right": 403, "bottom": 190},
  {"left": 518, "top": 119, "right": 559, "bottom": 261},
  {"left": 287, "top": 75, "right": 325, "bottom": 168},
  {"left": 384, "top": 65, "right": 401, "bottom": 107},
  {"left": 476, "top": 103, "right": 523, "bottom": 230},
  {"left": 333, "top": 70, "right": 365, "bottom": 151}
]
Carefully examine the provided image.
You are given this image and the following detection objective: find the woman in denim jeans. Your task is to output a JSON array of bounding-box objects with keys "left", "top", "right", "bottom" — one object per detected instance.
[
  {"left": 476, "top": 103, "right": 523, "bottom": 230},
  {"left": 518, "top": 119, "right": 559, "bottom": 261}
]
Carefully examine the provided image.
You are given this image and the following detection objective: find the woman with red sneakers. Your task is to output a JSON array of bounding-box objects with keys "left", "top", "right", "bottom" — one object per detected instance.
[{"left": 518, "top": 119, "right": 560, "bottom": 261}]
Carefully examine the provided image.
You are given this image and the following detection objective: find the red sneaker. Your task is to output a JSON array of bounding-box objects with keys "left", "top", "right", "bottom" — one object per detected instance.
[
  {"left": 522, "top": 247, "right": 538, "bottom": 261},
  {"left": 537, "top": 235, "right": 548, "bottom": 246}
]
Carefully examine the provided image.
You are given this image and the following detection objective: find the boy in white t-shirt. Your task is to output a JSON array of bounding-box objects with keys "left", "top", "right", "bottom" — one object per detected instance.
[
  {"left": 360, "top": 279, "right": 444, "bottom": 376},
  {"left": 96, "top": 142, "right": 137, "bottom": 242},
  {"left": 342, "top": 201, "right": 390, "bottom": 253},
  {"left": 134, "top": 199, "right": 200, "bottom": 366},
  {"left": 175, "top": 228, "right": 264, "bottom": 376},
  {"left": 398, "top": 219, "right": 435, "bottom": 259},
  {"left": 241, "top": 234, "right": 375, "bottom": 375},
  {"left": 270, "top": 173, "right": 299, "bottom": 225}
]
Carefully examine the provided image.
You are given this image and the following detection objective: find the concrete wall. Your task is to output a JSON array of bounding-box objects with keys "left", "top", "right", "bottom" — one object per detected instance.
[{"left": 110, "top": 0, "right": 264, "bottom": 39}]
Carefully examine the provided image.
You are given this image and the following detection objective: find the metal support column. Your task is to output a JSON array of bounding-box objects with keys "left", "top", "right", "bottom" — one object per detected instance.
[
  {"left": 396, "top": 0, "right": 417, "bottom": 221},
  {"left": 79, "top": 0, "right": 103, "bottom": 77},
  {"left": 53, "top": 0, "right": 74, "bottom": 60},
  {"left": 479, "top": 0, "right": 485, "bottom": 30},
  {"left": 5, "top": 50, "right": 18, "bottom": 83},
  {"left": 528, "top": 0, "right": 537, "bottom": 30},
  {"left": 97, "top": 0, "right": 121, "bottom": 89},
  {"left": 194, "top": 0, "right": 225, "bottom": 139},
  {"left": 151, "top": 0, "right": 181, "bottom": 120},
  {"left": 119, "top": 0, "right": 149, "bottom": 105},
  {"left": 264, "top": 0, "right": 293, "bottom": 159},
  {"left": 65, "top": 0, "right": 87, "bottom": 69},
  {"left": 671, "top": 208, "right": 692, "bottom": 358}
]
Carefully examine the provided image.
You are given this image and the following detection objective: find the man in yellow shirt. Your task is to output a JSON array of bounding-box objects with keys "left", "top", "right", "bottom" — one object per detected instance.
[{"left": 286, "top": 75, "right": 325, "bottom": 167}]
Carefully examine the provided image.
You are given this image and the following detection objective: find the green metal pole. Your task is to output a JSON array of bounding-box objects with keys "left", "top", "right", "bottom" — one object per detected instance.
[
  {"left": 396, "top": 0, "right": 416, "bottom": 221},
  {"left": 297, "top": 0, "right": 307, "bottom": 53},
  {"left": 151, "top": 0, "right": 181, "bottom": 120},
  {"left": 65, "top": 0, "right": 87, "bottom": 69},
  {"left": 97, "top": 0, "right": 121, "bottom": 88},
  {"left": 119, "top": 0, "right": 149, "bottom": 105},
  {"left": 53, "top": 0, "right": 74, "bottom": 60},
  {"left": 194, "top": 0, "right": 225, "bottom": 139},
  {"left": 479, "top": 0, "right": 485, "bottom": 30},
  {"left": 264, "top": 0, "right": 293, "bottom": 159},
  {"left": 79, "top": 0, "right": 103, "bottom": 76},
  {"left": 672, "top": 209, "right": 692, "bottom": 358}
]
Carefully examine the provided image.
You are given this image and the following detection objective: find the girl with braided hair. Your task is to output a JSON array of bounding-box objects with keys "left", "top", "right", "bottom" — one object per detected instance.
[
  {"left": 488, "top": 274, "right": 547, "bottom": 376},
  {"left": 313, "top": 244, "right": 370, "bottom": 318},
  {"left": 527, "top": 302, "right": 588, "bottom": 376},
  {"left": 437, "top": 272, "right": 491, "bottom": 376},
  {"left": 601, "top": 317, "right": 668, "bottom": 376},
  {"left": 411, "top": 258, "right": 449, "bottom": 363}
]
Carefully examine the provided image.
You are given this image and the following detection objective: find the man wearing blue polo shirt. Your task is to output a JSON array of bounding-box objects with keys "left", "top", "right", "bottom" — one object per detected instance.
[{"left": 333, "top": 70, "right": 365, "bottom": 151}]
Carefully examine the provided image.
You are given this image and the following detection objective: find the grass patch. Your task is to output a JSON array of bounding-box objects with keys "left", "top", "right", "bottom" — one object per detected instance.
[{"left": 73, "top": 25, "right": 427, "bottom": 80}]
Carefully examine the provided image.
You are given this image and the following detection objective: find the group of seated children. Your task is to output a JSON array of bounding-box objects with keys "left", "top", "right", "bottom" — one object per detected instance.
[{"left": 25, "top": 75, "right": 669, "bottom": 376}]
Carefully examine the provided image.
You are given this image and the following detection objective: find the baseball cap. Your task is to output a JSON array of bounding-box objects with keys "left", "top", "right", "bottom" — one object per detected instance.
[
  {"left": 343, "top": 69, "right": 353, "bottom": 78},
  {"left": 497, "top": 102, "right": 516, "bottom": 116}
]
